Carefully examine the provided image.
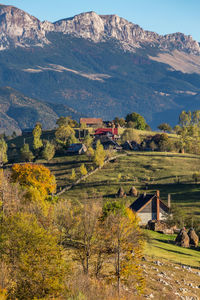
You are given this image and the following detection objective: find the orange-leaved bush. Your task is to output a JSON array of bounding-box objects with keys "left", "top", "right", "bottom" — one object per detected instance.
[{"left": 11, "top": 163, "right": 56, "bottom": 200}]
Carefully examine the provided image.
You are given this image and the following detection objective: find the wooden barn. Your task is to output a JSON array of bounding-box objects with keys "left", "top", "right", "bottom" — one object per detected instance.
[
  {"left": 67, "top": 143, "right": 87, "bottom": 155},
  {"left": 80, "top": 118, "right": 103, "bottom": 127},
  {"left": 130, "top": 191, "right": 170, "bottom": 225}
]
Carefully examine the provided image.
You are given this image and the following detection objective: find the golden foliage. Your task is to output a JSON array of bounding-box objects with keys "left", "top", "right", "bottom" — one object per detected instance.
[
  {"left": 94, "top": 140, "right": 106, "bottom": 167},
  {"left": 11, "top": 163, "right": 56, "bottom": 200},
  {"left": 0, "top": 213, "right": 66, "bottom": 299}
]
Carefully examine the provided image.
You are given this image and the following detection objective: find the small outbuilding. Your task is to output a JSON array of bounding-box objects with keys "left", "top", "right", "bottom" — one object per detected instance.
[
  {"left": 101, "top": 139, "right": 122, "bottom": 150},
  {"left": 130, "top": 191, "right": 170, "bottom": 225},
  {"left": 80, "top": 118, "right": 103, "bottom": 127},
  {"left": 67, "top": 143, "right": 87, "bottom": 155},
  {"left": 122, "top": 141, "right": 141, "bottom": 151}
]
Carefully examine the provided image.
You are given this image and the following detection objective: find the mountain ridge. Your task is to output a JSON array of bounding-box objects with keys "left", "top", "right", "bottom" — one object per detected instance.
[
  {"left": 0, "top": 86, "right": 82, "bottom": 134},
  {"left": 0, "top": 4, "right": 199, "bottom": 55},
  {"left": 1, "top": 5, "right": 200, "bottom": 133}
]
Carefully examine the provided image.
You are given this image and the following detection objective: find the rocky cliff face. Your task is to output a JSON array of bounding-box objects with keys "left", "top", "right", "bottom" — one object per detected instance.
[
  {"left": 0, "top": 4, "right": 49, "bottom": 49},
  {"left": 0, "top": 5, "right": 199, "bottom": 55},
  {"left": 54, "top": 12, "right": 200, "bottom": 55}
]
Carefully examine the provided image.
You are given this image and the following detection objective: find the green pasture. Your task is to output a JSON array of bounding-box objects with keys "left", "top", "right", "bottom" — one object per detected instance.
[
  {"left": 49, "top": 152, "right": 200, "bottom": 220},
  {"left": 145, "top": 230, "right": 200, "bottom": 268}
]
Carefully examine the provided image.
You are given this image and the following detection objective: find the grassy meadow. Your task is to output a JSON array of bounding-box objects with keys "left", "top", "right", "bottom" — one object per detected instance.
[
  {"left": 43, "top": 151, "right": 200, "bottom": 221},
  {"left": 145, "top": 230, "right": 200, "bottom": 267}
]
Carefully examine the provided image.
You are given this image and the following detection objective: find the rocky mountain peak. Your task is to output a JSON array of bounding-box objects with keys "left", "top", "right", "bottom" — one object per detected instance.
[
  {"left": 54, "top": 11, "right": 105, "bottom": 41},
  {"left": 0, "top": 4, "right": 49, "bottom": 49},
  {"left": 54, "top": 11, "right": 200, "bottom": 54},
  {"left": 161, "top": 33, "right": 200, "bottom": 54},
  {"left": 0, "top": 6, "right": 199, "bottom": 55}
]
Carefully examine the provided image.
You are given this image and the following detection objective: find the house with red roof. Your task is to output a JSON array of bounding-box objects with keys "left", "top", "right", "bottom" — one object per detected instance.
[{"left": 94, "top": 128, "right": 118, "bottom": 140}]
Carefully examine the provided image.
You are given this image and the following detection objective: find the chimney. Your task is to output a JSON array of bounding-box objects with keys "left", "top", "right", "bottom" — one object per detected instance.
[
  {"left": 156, "top": 190, "right": 160, "bottom": 221},
  {"left": 112, "top": 122, "right": 115, "bottom": 136},
  {"left": 168, "top": 194, "right": 171, "bottom": 208}
]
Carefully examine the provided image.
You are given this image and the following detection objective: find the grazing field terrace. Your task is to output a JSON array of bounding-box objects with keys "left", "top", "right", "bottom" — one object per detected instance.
[{"left": 44, "top": 151, "right": 200, "bottom": 221}]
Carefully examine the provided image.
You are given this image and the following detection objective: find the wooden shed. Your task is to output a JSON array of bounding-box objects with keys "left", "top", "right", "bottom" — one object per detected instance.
[
  {"left": 80, "top": 118, "right": 103, "bottom": 127},
  {"left": 67, "top": 143, "right": 87, "bottom": 155}
]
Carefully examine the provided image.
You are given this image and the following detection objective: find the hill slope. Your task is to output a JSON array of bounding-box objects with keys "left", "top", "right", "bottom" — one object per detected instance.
[
  {"left": 0, "top": 86, "right": 82, "bottom": 134},
  {"left": 0, "top": 86, "right": 59, "bottom": 134}
]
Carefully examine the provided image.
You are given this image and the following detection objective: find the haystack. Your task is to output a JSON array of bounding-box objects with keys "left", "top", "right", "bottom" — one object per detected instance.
[
  {"left": 175, "top": 229, "right": 189, "bottom": 248},
  {"left": 116, "top": 187, "right": 126, "bottom": 198},
  {"left": 129, "top": 186, "right": 138, "bottom": 197},
  {"left": 188, "top": 228, "right": 199, "bottom": 247}
]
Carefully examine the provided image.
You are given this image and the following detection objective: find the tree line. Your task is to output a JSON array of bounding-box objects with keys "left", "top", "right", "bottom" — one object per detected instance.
[{"left": 0, "top": 165, "right": 145, "bottom": 299}]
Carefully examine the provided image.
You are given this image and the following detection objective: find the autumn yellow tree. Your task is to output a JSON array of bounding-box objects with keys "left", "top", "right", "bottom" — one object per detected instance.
[
  {"left": 0, "top": 213, "right": 66, "bottom": 299},
  {"left": 11, "top": 164, "right": 56, "bottom": 208},
  {"left": 32, "top": 122, "right": 43, "bottom": 150},
  {"left": 70, "top": 168, "right": 76, "bottom": 180},
  {"left": 100, "top": 201, "right": 145, "bottom": 295},
  {"left": 121, "top": 128, "right": 141, "bottom": 144},
  {"left": 55, "top": 117, "right": 76, "bottom": 146},
  {"left": 0, "top": 169, "right": 22, "bottom": 220},
  {"left": 80, "top": 163, "right": 87, "bottom": 176},
  {"left": 83, "top": 134, "right": 93, "bottom": 148},
  {"left": 42, "top": 140, "right": 55, "bottom": 161},
  {"left": 0, "top": 138, "right": 8, "bottom": 165},
  {"left": 62, "top": 201, "right": 101, "bottom": 275},
  {"left": 56, "top": 116, "right": 77, "bottom": 128},
  {"left": 94, "top": 140, "right": 106, "bottom": 167},
  {"left": 56, "top": 198, "right": 144, "bottom": 296},
  {"left": 20, "top": 143, "right": 34, "bottom": 162}
]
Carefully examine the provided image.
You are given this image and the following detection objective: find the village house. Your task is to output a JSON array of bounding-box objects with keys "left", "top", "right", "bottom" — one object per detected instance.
[
  {"left": 67, "top": 143, "right": 87, "bottom": 155},
  {"left": 101, "top": 139, "right": 122, "bottom": 150},
  {"left": 122, "top": 140, "right": 141, "bottom": 151},
  {"left": 94, "top": 128, "right": 119, "bottom": 140},
  {"left": 130, "top": 191, "right": 170, "bottom": 225},
  {"left": 80, "top": 118, "right": 103, "bottom": 127}
]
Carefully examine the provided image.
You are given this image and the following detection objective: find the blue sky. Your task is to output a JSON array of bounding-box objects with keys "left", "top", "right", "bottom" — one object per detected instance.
[{"left": 1, "top": 0, "right": 200, "bottom": 41}]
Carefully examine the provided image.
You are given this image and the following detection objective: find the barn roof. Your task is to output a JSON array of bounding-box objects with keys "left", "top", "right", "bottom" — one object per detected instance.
[
  {"left": 95, "top": 128, "right": 118, "bottom": 135},
  {"left": 130, "top": 193, "right": 169, "bottom": 213},
  {"left": 80, "top": 118, "right": 103, "bottom": 124},
  {"left": 130, "top": 194, "right": 155, "bottom": 212},
  {"left": 67, "top": 143, "right": 85, "bottom": 152},
  {"left": 101, "top": 139, "right": 122, "bottom": 149}
]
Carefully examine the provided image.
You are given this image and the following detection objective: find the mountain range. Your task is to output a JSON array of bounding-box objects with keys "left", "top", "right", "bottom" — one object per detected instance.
[{"left": 1, "top": 4, "right": 200, "bottom": 133}]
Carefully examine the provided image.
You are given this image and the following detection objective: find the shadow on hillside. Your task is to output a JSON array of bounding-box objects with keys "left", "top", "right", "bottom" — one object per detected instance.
[
  {"left": 77, "top": 181, "right": 120, "bottom": 188},
  {"left": 155, "top": 238, "right": 175, "bottom": 246},
  {"left": 103, "top": 194, "right": 117, "bottom": 199},
  {"left": 45, "top": 160, "right": 88, "bottom": 167},
  {"left": 155, "top": 239, "right": 200, "bottom": 252},
  {"left": 154, "top": 245, "right": 194, "bottom": 257},
  {"left": 132, "top": 153, "right": 200, "bottom": 160}
]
